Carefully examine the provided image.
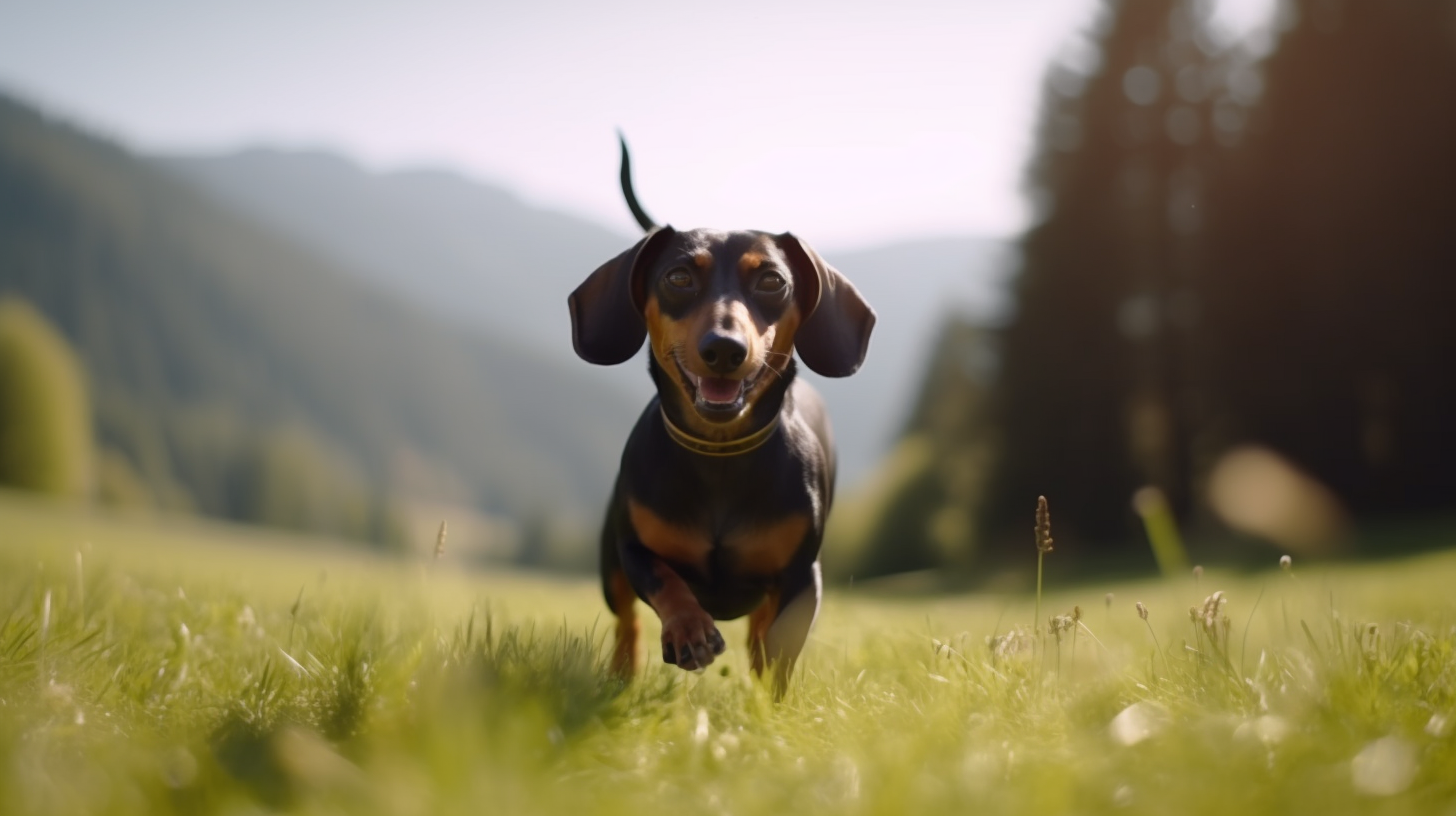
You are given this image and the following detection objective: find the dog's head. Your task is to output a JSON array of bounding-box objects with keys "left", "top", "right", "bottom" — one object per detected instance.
[{"left": 569, "top": 226, "right": 874, "bottom": 431}]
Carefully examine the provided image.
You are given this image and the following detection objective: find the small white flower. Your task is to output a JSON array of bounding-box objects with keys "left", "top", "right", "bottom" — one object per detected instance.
[
  {"left": 1352, "top": 736, "right": 1418, "bottom": 796},
  {"left": 1110, "top": 702, "right": 1165, "bottom": 747}
]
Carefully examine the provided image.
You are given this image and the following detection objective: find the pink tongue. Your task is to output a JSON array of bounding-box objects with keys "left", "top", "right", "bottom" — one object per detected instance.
[{"left": 699, "top": 377, "right": 742, "bottom": 403}]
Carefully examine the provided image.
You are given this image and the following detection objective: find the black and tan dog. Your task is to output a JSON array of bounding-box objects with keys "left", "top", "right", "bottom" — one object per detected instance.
[{"left": 568, "top": 138, "right": 875, "bottom": 696}]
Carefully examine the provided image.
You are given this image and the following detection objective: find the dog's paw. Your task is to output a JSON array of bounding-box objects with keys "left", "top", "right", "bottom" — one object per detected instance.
[{"left": 660, "top": 611, "right": 726, "bottom": 671}]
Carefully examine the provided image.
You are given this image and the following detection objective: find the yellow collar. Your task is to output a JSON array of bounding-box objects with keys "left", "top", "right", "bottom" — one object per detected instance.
[{"left": 660, "top": 407, "right": 781, "bottom": 457}]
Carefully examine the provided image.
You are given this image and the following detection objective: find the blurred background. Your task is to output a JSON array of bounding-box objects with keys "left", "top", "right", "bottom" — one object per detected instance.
[{"left": 0, "top": 0, "right": 1451, "bottom": 583}]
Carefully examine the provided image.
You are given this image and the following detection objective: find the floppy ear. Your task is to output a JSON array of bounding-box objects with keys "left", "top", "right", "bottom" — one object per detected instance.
[
  {"left": 777, "top": 233, "right": 876, "bottom": 377},
  {"left": 568, "top": 227, "right": 675, "bottom": 365}
]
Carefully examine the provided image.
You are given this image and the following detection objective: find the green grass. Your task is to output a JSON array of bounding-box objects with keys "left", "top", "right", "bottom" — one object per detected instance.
[{"left": 2, "top": 492, "right": 1456, "bottom": 815}]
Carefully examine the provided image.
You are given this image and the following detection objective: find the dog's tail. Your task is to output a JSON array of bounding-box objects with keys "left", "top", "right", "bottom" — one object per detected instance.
[{"left": 617, "top": 131, "right": 658, "bottom": 232}]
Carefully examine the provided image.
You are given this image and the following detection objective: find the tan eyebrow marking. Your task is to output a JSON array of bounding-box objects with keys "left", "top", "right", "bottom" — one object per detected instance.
[
  {"left": 739, "top": 253, "right": 765, "bottom": 273},
  {"left": 693, "top": 252, "right": 713, "bottom": 269}
]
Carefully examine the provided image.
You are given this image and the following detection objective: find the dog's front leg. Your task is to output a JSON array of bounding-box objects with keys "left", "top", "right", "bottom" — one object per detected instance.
[{"left": 618, "top": 535, "right": 725, "bottom": 671}]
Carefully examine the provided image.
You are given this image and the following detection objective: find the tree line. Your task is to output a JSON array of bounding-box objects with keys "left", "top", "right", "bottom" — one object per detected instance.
[{"left": 853, "top": 0, "right": 1456, "bottom": 578}]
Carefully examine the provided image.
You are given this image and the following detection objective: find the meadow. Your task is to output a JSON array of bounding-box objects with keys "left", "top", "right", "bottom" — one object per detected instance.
[{"left": 2, "top": 491, "right": 1454, "bottom": 816}]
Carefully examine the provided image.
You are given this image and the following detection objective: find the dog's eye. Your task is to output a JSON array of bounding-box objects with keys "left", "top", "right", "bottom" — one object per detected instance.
[
  {"left": 666, "top": 269, "right": 694, "bottom": 289},
  {"left": 756, "top": 271, "right": 787, "bottom": 293}
]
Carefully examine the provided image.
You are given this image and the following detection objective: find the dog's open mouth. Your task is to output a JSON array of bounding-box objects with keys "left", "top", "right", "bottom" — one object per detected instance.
[
  {"left": 675, "top": 357, "right": 765, "bottom": 419},
  {"left": 696, "top": 375, "right": 743, "bottom": 405}
]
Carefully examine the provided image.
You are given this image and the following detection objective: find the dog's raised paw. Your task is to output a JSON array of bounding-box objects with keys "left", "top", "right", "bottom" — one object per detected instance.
[{"left": 661, "top": 612, "right": 726, "bottom": 671}]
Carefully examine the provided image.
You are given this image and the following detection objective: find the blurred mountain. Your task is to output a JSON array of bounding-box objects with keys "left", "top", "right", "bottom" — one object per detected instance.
[
  {"left": 159, "top": 148, "right": 632, "bottom": 360},
  {"left": 0, "top": 92, "right": 640, "bottom": 551},
  {"left": 162, "top": 149, "right": 1011, "bottom": 482}
]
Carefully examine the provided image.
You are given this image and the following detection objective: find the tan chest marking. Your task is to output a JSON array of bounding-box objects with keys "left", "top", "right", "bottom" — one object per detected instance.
[
  {"left": 725, "top": 515, "right": 811, "bottom": 575},
  {"left": 629, "top": 501, "right": 811, "bottom": 577},
  {"left": 628, "top": 499, "right": 712, "bottom": 572}
]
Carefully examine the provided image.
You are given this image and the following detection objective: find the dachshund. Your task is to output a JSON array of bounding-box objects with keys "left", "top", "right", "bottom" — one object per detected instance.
[{"left": 568, "top": 137, "right": 875, "bottom": 697}]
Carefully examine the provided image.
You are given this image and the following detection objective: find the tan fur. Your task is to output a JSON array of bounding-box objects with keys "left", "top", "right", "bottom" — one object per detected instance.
[
  {"left": 628, "top": 498, "right": 712, "bottom": 572},
  {"left": 746, "top": 590, "right": 779, "bottom": 678},
  {"left": 608, "top": 570, "right": 639, "bottom": 679},
  {"left": 728, "top": 515, "right": 810, "bottom": 575}
]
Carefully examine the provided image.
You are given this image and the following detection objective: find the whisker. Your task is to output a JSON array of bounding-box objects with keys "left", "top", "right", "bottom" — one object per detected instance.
[{"left": 761, "top": 350, "right": 793, "bottom": 380}]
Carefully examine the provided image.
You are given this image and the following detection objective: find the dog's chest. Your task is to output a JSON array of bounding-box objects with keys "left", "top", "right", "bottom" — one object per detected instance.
[{"left": 626, "top": 489, "right": 811, "bottom": 578}]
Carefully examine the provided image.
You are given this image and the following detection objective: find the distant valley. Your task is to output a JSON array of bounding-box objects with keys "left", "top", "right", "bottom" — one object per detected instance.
[
  {"left": 164, "top": 149, "right": 1012, "bottom": 482},
  {"left": 0, "top": 93, "right": 641, "bottom": 561}
]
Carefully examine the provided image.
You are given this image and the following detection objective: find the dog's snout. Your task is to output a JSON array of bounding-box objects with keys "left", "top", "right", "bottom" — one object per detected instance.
[{"left": 699, "top": 332, "right": 747, "bottom": 374}]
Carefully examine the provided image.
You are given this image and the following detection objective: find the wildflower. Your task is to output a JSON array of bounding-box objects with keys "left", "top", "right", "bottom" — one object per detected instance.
[{"left": 1280, "top": 554, "right": 1292, "bottom": 572}]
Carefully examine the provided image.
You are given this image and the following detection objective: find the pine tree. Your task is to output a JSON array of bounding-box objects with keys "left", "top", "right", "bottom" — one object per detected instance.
[
  {"left": 1205, "top": 0, "right": 1456, "bottom": 518},
  {"left": 985, "top": 0, "right": 1234, "bottom": 557},
  {"left": 853, "top": 319, "right": 995, "bottom": 577}
]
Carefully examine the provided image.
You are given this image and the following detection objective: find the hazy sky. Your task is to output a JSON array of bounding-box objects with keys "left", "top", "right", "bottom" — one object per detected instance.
[{"left": 0, "top": 0, "right": 1272, "bottom": 248}]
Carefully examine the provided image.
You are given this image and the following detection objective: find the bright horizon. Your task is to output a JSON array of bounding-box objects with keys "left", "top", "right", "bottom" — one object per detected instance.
[{"left": 0, "top": 0, "right": 1272, "bottom": 249}]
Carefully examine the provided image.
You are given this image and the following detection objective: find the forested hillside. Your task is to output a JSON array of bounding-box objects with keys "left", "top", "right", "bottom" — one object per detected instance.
[{"left": 0, "top": 93, "right": 639, "bottom": 552}]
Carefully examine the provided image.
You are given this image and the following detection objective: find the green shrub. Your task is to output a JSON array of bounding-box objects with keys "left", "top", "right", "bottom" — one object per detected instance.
[
  {"left": 240, "top": 424, "right": 406, "bottom": 549},
  {"left": 95, "top": 446, "right": 155, "bottom": 509},
  {"left": 0, "top": 296, "right": 91, "bottom": 498}
]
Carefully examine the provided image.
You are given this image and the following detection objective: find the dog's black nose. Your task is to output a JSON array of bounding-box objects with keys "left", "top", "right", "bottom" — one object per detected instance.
[{"left": 699, "top": 332, "right": 747, "bottom": 374}]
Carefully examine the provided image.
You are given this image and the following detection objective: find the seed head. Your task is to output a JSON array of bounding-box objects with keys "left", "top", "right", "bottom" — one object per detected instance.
[
  {"left": 1034, "top": 496, "right": 1054, "bottom": 554},
  {"left": 1105, "top": 592, "right": 1114, "bottom": 609},
  {"left": 1279, "top": 554, "right": 1292, "bottom": 572},
  {"left": 1195, "top": 590, "right": 1230, "bottom": 644},
  {"left": 1193, "top": 565, "right": 1203, "bottom": 581},
  {"left": 1073, "top": 606, "right": 1082, "bottom": 623},
  {"left": 1048, "top": 614, "right": 1075, "bottom": 641},
  {"left": 1136, "top": 601, "right": 1148, "bottom": 621},
  {"left": 434, "top": 521, "right": 448, "bottom": 561},
  {"left": 988, "top": 627, "right": 1033, "bottom": 659}
]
